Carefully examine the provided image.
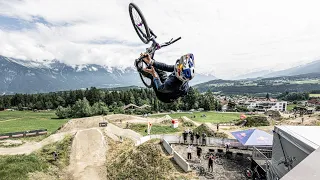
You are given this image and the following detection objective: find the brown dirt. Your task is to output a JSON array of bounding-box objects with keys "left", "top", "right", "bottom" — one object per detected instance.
[{"left": 68, "top": 128, "right": 107, "bottom": 180}]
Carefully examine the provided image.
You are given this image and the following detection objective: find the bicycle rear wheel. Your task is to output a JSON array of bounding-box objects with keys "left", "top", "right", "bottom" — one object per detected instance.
[{"left": 129, "top": 3, "right": 151, "bottom": 44}]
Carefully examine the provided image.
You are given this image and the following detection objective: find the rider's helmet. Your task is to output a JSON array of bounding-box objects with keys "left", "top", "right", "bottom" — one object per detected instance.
[{"left": 174, "top": 53, "right": 195, "bottom": 82}]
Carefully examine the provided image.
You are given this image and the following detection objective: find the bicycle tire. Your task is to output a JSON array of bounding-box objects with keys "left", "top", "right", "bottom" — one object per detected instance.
[
  {"left": 203, "top": 154, "right": 209, "bottom": 159},
  {"left": 129, "top": 3, "right": 151, "bottom": 44},
  {"left": 205, "top": 172, "right": 215, "bottom": 179},
  {"left": 139, "top": 62, "right": 152, "bottom": 88},
  {"left": 214, "top": 158, "right": 223, "bottom": 165}
]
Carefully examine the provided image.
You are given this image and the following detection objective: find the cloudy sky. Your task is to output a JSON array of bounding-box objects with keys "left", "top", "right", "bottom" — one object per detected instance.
[{"left": 1, "top": 0, "right": 320, "bottom": 79}]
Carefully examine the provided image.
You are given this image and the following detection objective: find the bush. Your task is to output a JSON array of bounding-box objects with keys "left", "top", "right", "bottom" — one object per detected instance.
[
  {"left": 236, "top": 105, "right": 249, "bottom": 112},
  {"left": 245, "top": 116, "right": 269, "bottom": 127},
  {"left": 193, "top": 124, "right": 215, "bottom": 137},
  {"left": 55, "top": 106, "right": 72, "bottom": 119},
  {"left": 182, "top": 121, "right": 195, "bottom": 127}
]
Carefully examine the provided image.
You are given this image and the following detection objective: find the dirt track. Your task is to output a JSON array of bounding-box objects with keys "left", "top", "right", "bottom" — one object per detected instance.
[
  {"left": 68, "top": 128, "right": 107, "bottom": 180},
  {"left": 0, "top": 131, "right": 76, "bottom": 155}
]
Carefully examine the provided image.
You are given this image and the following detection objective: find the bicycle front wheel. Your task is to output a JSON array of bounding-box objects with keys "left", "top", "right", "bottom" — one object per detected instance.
[
  {"left": 136, "top": 59, "right": 152, "bottom": 88},
  {"left": 129, "top": 3, "right": 151, "bottom": 44}
]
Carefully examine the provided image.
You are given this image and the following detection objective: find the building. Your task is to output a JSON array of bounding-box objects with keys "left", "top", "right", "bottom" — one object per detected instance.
[
  {"left": 239, "top": 101, "right": 287, "bottom": 112},
  {"left": 265, "top": 126, "right": 320, "bottom": 180}
]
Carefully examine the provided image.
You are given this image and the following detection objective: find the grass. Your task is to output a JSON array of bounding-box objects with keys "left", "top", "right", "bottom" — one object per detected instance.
[
  {"left": 129, "top": 124, "right": 181, "bottom": 136},
  {"left": 287, "top": 104, "right": 296, "bottom": 111},
  {"left": 310, "top": 94, "right": 320, "bottom": 97},
  {"left": 0, "top": 111, "right": 68, "bottom": 134},
  {"left": 106, "top": 138, "right": 195, "bottom": 180},
  {"left": 152, "top": 111, "right": 241, "bottom": 123},
  {"left": 0, "top": 135, "right": 73, "bottom": 180},
  {"left": 0, "top": 154, "right": 49, "bottom": 180}
]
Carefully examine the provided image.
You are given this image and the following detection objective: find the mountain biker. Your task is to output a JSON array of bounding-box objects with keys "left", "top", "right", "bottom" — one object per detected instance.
[{"left": 139, "top": 53, "right": 195, "bottom": 103}]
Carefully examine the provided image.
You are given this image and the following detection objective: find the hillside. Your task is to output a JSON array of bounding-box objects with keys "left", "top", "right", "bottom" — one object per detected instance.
[
  {"left": 233, "top": 60, "right": 320, "bottom": 80},
  {"left": 194, "top": 73, "right": 320, "bottom": 95},
  {"left": 264, "top": 60, "right": 320, "bottom": 78}
]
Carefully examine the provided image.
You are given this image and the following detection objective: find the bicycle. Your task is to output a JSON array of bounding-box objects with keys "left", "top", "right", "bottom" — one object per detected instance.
[
  {"left": 203, "top": 151, "right": 215, "bottom": 159},
  {"left": 214, "top": 156, "right": 223, "bottom": 165},
  {"left": 203, "top": 153, "right": 223, "bottom": 165},
  {"left": 191, "top": 165, "right": 215, "bottom": 179},
  {"left": 128, "top": 3, "right": 181, "bottom": 88}
]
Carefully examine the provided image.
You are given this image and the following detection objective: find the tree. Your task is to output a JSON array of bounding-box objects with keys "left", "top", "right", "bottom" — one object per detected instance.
[
  {"left": 56, "top": 96, "right": 66, "bottom": 107},
  {"left": 92, "top": 101, "right": 109, "bottom": 115},
  {"left": 266, "top": 93, "right": 270, "bottom": 100},
  {"left": 72, "top": 98, "right": 92, "bottom": 118},
  {"left": 56, "top": 106, "right": 72, "bottom": 119},
  {"left": 227, "top": 100, "right": 236, "bottom": 110}
]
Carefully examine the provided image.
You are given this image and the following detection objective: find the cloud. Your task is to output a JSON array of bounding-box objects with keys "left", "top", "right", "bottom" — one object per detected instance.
[{"left": 1, "top": 0, "right": 320, "bottom": 79}]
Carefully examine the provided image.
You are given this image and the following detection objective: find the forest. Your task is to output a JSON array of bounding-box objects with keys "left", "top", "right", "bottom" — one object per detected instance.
[{"left": 0, "top": 87, "right": 222, "bottom": 118}]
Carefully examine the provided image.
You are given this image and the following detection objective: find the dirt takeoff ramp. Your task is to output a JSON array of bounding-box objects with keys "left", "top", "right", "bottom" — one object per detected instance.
[{"left": 68, "top": 128, "right": 107, "bottom": 180}]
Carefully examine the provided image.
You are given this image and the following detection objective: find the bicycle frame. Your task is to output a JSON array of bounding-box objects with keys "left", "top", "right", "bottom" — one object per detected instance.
[{"left": 138, "top": 32, "right": 181, "bottom": 61}]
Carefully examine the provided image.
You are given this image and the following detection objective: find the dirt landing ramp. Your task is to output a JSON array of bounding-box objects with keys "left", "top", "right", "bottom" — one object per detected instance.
[{"left": 68, "top": 128, "right": 107, "bottom": 180}]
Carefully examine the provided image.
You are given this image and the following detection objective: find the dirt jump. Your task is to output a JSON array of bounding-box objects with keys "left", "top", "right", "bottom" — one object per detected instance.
[{"left": 68, "top": 128, "right": 107, "bottom": 180}]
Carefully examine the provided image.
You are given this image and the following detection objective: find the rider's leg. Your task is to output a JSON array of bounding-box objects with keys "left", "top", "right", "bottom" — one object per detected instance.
[{"left": 155, "top": 68, "right": 167, "bottom": 83}]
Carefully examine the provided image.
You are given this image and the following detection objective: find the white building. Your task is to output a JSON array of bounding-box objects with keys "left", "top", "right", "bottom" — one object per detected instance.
[{"left": 240, "top": 101, "right": 287, "bottom": 112}]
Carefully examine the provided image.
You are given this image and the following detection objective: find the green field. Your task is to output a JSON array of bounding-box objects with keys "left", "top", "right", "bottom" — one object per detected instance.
[
  {"left": 152, "top": 111, "right": 241, "bottom": 123},
  {"left": 129, "top": 124, "right": 181, "bottom": 136},
  {"left": 310, "top": 94, "right": 320, "bottom": 97},
  {"left": 0, "top": 111, "right": 68, "bottom": 134}
]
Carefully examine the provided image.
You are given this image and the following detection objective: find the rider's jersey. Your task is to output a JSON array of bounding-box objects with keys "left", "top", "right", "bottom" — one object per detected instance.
[{"left": 152, "top": 61, "right": 190, "bottom": 103}]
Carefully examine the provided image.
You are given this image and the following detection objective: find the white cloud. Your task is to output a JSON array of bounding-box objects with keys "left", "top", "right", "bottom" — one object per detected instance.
[{"left": 1, "top": 0, "right": 320, "bottom": 79}]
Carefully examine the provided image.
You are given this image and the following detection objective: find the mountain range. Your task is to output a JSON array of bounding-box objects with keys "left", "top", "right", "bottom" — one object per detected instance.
[
  {"left": 234, "top": 60, "right": 320, "bottom": 80},
  {"left": 0, "top": 55, "right": 216, "bottom": 94}
]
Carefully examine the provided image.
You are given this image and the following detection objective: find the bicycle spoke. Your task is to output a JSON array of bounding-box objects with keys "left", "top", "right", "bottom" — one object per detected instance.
[{"left": 132, "top": 10, "right": 147, "bottom": 37}]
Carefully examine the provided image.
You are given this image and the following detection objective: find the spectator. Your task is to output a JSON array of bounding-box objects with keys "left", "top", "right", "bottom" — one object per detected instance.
[
  {"left": 202, "top": 133, "right": 207, "bottom": 146},
  {"left": 195, "top": 132, "right": 200, "bottom": 145},
  {"left": 183, "top": 130, "right": 188, "bottom": 144},
  {"left": 190, "top": 131, "right": 194, "bottom": 144},
  {"left": 225, "top": 142, "right": 230, "bottom": 152},
  {"left": 196, "top": 146, "right": 202, "bottom": 163},
  {"left": 217, "top": 123, "right": 220, "bottom": 131},
  {"left": 208, "top": 154, "right": 214, "bottom": 172},
  {"left": 187, "top": 144, "right": 193, "bottom": 160}
]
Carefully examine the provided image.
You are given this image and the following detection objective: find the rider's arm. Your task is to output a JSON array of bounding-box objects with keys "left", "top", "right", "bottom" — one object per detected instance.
[
  {"left": 153, "top": 76, "right": 174, "bottom": 93},
  {"left": 152, "top": 61, "right": 175, "bottom": 72}
]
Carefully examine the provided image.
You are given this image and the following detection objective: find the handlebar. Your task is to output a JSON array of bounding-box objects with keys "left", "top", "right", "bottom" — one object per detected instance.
[{"left": 160, "top": 37, "right": 181, "bottom": 48}]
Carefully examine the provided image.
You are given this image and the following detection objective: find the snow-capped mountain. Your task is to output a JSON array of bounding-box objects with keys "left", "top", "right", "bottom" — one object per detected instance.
[
  {"left": 0, "top": 56, "right": 142, "bottom": 94},
  {"left": 0, "top": 56, "right": 216, "bottom": 94}
]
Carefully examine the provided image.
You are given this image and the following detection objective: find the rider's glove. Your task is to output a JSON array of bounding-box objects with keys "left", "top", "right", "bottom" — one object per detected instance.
[{"left": 150, "top": 59, "right": 155, "bottom": 65}]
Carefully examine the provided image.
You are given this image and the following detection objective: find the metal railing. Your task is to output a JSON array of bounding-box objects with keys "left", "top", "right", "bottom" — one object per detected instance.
[{"left": 252, "top": 146, "right": 272, "bottom": 172}]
